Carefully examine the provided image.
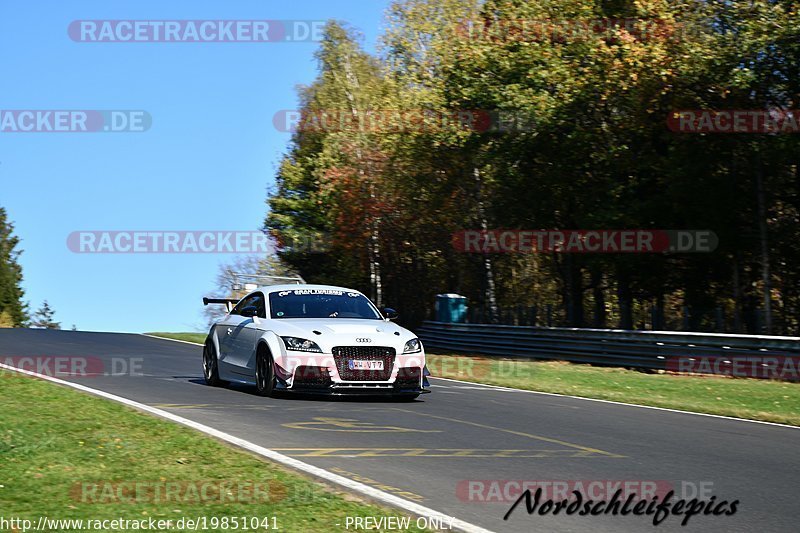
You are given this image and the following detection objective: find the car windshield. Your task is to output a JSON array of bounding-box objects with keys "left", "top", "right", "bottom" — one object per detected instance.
[{"left": 268, "top": 289, "right": 382, "bottom": 320}]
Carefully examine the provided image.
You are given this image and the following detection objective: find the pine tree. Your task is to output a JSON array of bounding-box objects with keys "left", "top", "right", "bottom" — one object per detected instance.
[
  {"left": 0, "top": 207, "right": 27, "bottom": 326},
  {"left": 31, "top": 300, "right": 60, "bottom": 330}
]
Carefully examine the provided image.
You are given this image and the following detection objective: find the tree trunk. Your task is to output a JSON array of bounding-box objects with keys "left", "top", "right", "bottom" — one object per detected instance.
[
  {"left": 654, "top": 293, "right": 665, "bottom": 330},
  {"left": 337, "top": 52, "right": 383, "bottom": 307},
  {"left": 592, "top": 267, "right": 606, "bottom": 328},
  {"left": 616, "top": 267, "right": 633, "bottom": 329},
  {"left": 563, "top": 255, "right": 584, "bottom": 327},
  {"left": 474, "top": 167, "right": 498, "bottom": 320},
  {"left": 755, "top": 150, "right": 771, "bottom": 333},
  {"left": 732, "top": 253, "right": 742, "bottom": 333}
]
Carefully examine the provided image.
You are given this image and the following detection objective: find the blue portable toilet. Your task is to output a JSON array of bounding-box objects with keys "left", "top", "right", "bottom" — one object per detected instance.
[{"left": 435, "top": 294, "right": 468, "bottom": 323}]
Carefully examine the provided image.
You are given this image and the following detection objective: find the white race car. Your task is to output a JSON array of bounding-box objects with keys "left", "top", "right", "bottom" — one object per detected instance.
[{"left": 202, "top": 284, "right": 430, "bottom": 399}]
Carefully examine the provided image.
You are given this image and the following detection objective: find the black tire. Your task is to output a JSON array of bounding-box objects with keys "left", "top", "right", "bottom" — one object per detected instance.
[
  {"left": 255, "top": 346, "right": 277, "bottom": 397},
  {"left": 203, "top": 341, "right": 225, "bottom": 387}
]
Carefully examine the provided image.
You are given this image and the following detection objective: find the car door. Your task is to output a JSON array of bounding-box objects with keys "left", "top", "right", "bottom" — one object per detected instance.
[
  {"left": 217, "top": 294, "right": 257, "bottom": 378},
  {"left": 225, "top": 292, "right": 265, "bottom": 378}
]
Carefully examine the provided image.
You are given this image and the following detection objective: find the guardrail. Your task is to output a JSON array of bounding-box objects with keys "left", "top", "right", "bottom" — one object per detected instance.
[{"left": 417, "top": 321, "right": 800, "bottom": 376}]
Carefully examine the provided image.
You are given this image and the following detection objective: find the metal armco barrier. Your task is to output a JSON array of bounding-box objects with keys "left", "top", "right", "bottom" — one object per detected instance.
[{"left": 418, "top": 321, "right": 800, "bottom": 376}]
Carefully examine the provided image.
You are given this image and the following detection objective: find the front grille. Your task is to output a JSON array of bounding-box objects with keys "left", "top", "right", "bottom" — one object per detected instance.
[{"left": 332, "top": 346, "right": 395, "bottom": 381}]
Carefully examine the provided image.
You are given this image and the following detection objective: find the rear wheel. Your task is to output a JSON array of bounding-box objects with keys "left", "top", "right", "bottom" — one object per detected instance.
[
  {"left": 202, "top": 342, "right": 224, "bottom": 386},
  {"left": 255, "top": 346, "right": 277, "bottom": 397}
]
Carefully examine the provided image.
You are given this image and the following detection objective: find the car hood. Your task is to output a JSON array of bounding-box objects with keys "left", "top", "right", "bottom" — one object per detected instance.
[{"left": 264, "top": 318, "right": 418, "bottom": 352}]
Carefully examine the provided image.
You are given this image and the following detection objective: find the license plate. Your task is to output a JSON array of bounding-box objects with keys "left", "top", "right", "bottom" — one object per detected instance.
[{"left": 348, "top": 359, "right": 384, "bottom": 371}]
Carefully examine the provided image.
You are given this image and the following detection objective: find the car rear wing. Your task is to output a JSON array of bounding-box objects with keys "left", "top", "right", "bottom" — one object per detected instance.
[{"left": 203, "top": 297, "right": 240, "bottom": 313}]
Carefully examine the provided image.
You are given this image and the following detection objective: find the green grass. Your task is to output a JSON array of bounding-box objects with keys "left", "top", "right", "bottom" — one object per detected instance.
[
  {"left": 146, "top": 333, "right": 800, "bottom": 426},
  {"left": 146, "top": 332, "right": 206, "bottom": 344},
  {"left": 426, "top": 353, "right": 800, "bottom": 426},
  {"left": 0, "top": 372, "right": 428, "bottom": 532}
]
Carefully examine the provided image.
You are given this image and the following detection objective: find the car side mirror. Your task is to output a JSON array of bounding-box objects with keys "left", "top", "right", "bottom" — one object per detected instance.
[
  {"left": 381, "top": 307, "right": 399, "bottom": 321},
  {"left": 240, "top": 306, "right": 259, "bottom": 318}
]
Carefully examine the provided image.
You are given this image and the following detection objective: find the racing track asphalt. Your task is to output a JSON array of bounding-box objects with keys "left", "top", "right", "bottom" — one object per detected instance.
[{"left": 1, "top": 329, "right": 798, "bottom": 533}]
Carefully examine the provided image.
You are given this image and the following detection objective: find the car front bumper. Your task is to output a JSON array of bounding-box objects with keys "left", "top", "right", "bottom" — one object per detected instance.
[
  {"left": 274, "top": 365, "right": 430, "bottom": 396},
  {"left": 275, "top": 384, "right": 431, "bottom": 396}
]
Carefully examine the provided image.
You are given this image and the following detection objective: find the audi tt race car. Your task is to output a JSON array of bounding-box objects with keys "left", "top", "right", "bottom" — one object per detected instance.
[{"left": 202, "top": 284, "right": 430, "bottom": 398}]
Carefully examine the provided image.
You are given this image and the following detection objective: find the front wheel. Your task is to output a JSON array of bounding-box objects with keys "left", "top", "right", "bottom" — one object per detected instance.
[
  {"left": 203, "top": 342, "right": 224, "bottom": 387},
  {"left": 255, "top": 348, "right": 277, "bottom": 397}
]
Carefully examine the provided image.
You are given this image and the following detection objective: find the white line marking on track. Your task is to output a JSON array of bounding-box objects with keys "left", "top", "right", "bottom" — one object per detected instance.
[{"left": 1, "top": 362, "right": 493, "bottom": 533}]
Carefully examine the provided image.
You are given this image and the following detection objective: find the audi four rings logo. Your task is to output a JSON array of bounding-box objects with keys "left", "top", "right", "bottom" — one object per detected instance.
[{"left": 356, "top": 338, "right": 372, "bottom": 343}]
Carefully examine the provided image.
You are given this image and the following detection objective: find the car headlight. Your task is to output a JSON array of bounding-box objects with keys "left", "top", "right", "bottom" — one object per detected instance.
[
  {"left": 281, "top": 337, "right": 323, "bottom": 353},
  {"left": 403, "top": 338, "right": 422, "bottom": 354}
]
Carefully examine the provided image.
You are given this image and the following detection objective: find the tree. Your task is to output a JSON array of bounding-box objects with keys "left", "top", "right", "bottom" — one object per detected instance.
[
  {"left": 31, "top": 301, "right": 60, "bottom": 329},
  {"left": 266, "top": 22, "right": 396, "bottom": 303},
  {"left": 265, "top": 0, "right": 800, "bottom": 333},
  {"left": 0, "top": 310, "right": 15, "bottom": 328},
  {"left": 203, "top": 255, "right": 300, "bottom": 327},
  {"left": 0, "top": 207, "right": 27, "bottom": 326}
]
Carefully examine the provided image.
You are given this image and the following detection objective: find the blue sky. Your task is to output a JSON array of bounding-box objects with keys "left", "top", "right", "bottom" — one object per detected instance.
[{"left": 1, "top": 0, "right": 390, "bottom": 333}]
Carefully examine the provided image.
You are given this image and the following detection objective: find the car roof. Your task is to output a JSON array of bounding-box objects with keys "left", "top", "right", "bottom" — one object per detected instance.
[{"left": 256, "top": 284, "right": 362, "bottom": 294}]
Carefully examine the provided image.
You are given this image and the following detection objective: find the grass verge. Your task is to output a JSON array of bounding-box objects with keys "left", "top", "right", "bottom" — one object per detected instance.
[
  {"left": 426, "top": 353, "right": 800, "bottom": 426},
  {"left": 146, "top": 332, "right": 206, "bottom": 344},
  {"left": 0, "top": 371, "right": 428, "bottom": 532}
]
